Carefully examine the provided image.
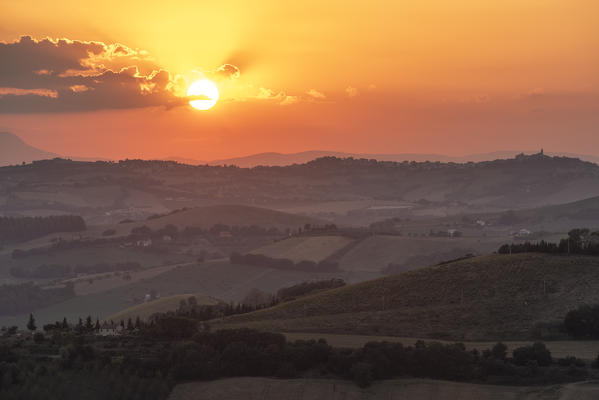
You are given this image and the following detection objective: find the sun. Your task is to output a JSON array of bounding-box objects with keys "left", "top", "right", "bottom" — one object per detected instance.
[{"left": 187, "top": 79, "right": 219, "bottom": 110}]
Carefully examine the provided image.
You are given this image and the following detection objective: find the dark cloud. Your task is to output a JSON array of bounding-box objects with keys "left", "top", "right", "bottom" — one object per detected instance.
[{"left": 0, "top": 36, "right": 183, "bottom": 113}]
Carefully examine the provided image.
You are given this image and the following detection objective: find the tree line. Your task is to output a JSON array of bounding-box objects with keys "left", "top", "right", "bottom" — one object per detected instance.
[
  {"left": 498, "top": 229, "right": 599, "bottom": 255},
  {"left": 230, "top": 252, "right": 339, "bottom": 272}
]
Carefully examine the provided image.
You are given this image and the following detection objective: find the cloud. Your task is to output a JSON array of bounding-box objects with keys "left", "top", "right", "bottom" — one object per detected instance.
[
  {"left": 280, "top": 95, "right": 299, "bottom": 106},
  {"left": 345, "top": 86, "right": 358, "bottom": 98},
  {"left": 0, "top": 36, "right": 184, "bottom": 113},
  {"left": 253, "top": 87, "right": 298, "bottom": 106},
  {"left": 306, "top": 89, "right": 326, "bottom": 99},
  {"left": 213, "top": 64, "right": 240, "bottom": 81}
]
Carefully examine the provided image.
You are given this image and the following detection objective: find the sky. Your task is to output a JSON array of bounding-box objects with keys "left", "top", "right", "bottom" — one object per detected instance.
[{"left": 0, "top": 0, "right": 598, "bottom": 160}]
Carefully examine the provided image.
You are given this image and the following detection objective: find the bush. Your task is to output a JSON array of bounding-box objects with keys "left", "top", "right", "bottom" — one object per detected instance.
[
  {"left": 512, "top": 342, "right": 552, "bottom": 366},
  {"left": 557, "top": 356, "right": 585, "bottom": 367}
]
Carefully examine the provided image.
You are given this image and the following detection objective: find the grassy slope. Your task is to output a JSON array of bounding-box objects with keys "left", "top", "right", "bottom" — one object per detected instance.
[
  {"left": 212, "top": 253, "right": 599, "bottom": 340},
  {"left": 105, "top": 293, "right": 219, "bottom": 322}
]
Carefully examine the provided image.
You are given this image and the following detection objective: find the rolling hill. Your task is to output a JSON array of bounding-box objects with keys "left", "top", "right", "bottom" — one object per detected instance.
[
  {"left": 3, "top": 153, "right": 599, "bottom": 225},
  {"left": 212, "top": 253, "right": 599, "bottom": 340}
]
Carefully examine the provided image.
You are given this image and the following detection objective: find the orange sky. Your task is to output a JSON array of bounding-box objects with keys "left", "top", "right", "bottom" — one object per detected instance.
[{"left": 0, "top": 0, "right": 598, "bottom": 160}]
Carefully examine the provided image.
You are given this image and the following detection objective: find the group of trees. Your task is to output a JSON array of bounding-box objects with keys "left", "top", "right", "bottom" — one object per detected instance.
[
  {"left": 498, "top": 229, "right": 599, "bottom": 255},
  {"left": 145, "top": 324, "right": 585, "bottom": 388},
  {"left": 162, "top": 296, "right": 278, "bottom": 323},
  {"left": 1, "top": 317, "right": 593, "bottom": 400},
  {"left": 0, "top": 215, "right": 85, "bottom": 243},
  {"left": 10, "top": 261, "right": 142, "bottom": 279},
  {"left": 230, "top": 252, "right": 339, "bottom": 272}
]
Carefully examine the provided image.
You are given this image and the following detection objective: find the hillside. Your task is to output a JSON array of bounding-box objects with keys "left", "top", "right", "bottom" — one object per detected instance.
[
  {"left": 105, "top": 293, "right": 219, "bottom": 322},
  {"left": 0, "top": 132, "right": 57, "bottom": 166},
  {"left": 249, "top": 234, "right": 503, "bottom": 274},
  {"left": 213, "top": 253, "right": 599, "bottom": 340}
]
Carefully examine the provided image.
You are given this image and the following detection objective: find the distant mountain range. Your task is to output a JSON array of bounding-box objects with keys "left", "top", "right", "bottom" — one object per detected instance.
[
  {"left": 0, "top": 132, "right": 58, "bottom": 166},
  {"left": 2, "top": 131, "right": 599, "bottom": 167}
]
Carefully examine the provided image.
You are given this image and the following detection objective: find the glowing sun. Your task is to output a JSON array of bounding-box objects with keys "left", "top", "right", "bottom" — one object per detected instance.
[{"left": 187, "top": 79, "right": 219, "bottom": 110}]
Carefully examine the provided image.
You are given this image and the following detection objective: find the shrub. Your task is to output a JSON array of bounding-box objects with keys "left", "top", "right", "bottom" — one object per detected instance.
[
  {"left": 512, "top": 342, "right": 552, "bottom": 366},
  {"left": 557, "top": 356, "right": 585, "bottom": 367}
]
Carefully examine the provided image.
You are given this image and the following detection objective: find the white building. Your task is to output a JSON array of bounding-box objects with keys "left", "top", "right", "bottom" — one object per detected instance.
[{"left": 98, "top": 322, "right": 123, "bottom": 336}]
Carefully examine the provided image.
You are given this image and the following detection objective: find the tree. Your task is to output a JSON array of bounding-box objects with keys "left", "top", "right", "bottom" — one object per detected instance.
[
  {"left": 512, "top": 342, "right": 552, "bottom": 366},
  {"left": 491, "top": 342, "right": 507, "bottom": 360},
  {"left": 27, "top": 313, "right": 36, "bottom": 331},
  {"left": 62, "top": 317, "right": 68, "bottom": 330},
  {"left": 85, "top": 315, "right": 93, "bottom": 331}
]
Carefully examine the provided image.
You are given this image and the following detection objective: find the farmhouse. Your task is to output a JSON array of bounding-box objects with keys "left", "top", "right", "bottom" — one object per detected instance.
[{"left": 98, "top": 322, "right": 123, "bottom": 336}]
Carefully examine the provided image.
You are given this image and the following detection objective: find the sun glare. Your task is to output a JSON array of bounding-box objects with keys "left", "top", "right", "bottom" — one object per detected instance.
[{"left": 187, "top": 79, "right": 219, "bottom": 110}]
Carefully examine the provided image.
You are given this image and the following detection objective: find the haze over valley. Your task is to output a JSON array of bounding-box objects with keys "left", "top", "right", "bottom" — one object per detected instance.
[{"left": 1, "top": 1, "right": 599, "bottom": 399}]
